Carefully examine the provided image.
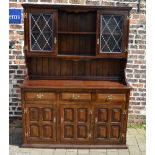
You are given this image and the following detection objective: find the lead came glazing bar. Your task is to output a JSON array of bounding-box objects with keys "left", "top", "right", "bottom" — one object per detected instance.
[
  {"left": 30, "top": 13, "right": 53, "bottom": 51},
  {"left": 100, "top": 15, "right": 123, "bottom": 53}
]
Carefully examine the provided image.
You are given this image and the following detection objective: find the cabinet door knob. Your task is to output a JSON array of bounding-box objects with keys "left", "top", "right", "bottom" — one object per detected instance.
[
  {"left": 61, "top": 117, "right": 63, "bottom": 123},
  {"left": 95, "top": 117, "right": 98, "bottom": 123},
  {"left": 54, "top": 37, "right": 57, "bottom": 45},
  {"left": 53, "top": 117, "right": 56, "bottom": 123},
  {"left": 97, "top": 38, "right": 99, "bottom": 45}
]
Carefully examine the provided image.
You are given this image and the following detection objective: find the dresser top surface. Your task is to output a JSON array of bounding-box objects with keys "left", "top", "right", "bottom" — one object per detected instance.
[{"left": 21, "top": 80, "right": 130, "bottom": 89}]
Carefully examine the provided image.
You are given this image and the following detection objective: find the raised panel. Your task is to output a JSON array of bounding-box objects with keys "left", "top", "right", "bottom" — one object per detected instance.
[
  {"left": 26, "top": 104, "right": 57, "bottom": 142},
  {"left": 30, "top": 124, "right": 40, "bottom": 138},
  {"left": 29, "top": 107, "right": 39, "bottom": 121},
  {"left": 96, "top": 125, "right": 107, "bottom": 139},
  {"left": 77, "top": 125, "right": 87, "bottom": 138},
  {"left": 64, "top": 108, "right": 74, "bottom": 122},
  {"left": 112, "top": 109, "right": 121, "bottom": 122},
  {"left": 77, "top": 108, "right": 87, "bottom": 122},
  {"left": 60, "top": 104, "right": 90, "bottom": 142},
  {"left": 110, "top": 125, "right": 120, "bottom": 139},
  {"left": 42, "top": 108, "right": 53, "bottom": 121},
  {"left": 97, "top": 108, "right": 108, "bottom": 122},
  {"left": 42, "top": 125, "right": 53, "bottom": 138},
  {"left": 64, "top": 125, "right": 74, "bottom": 138}
]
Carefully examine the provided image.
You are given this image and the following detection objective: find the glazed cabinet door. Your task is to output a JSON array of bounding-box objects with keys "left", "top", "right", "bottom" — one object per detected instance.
[
  {"left": 60, "top": 104, "right": 91, "bottom": 143},
  {"left": 93, "top": 104, "right": 125, "bottom": 144},
  {"left": 25, "top": 104, "right": 57, "bottom": 143},
  {"left": 24, "top": 9, "right": 58, "bottom": 56},
  {"left": 96, "top": 10, "right": 129, "bottom": 57}
]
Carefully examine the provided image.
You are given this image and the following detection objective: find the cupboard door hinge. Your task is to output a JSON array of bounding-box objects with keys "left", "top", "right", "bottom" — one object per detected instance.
[
  {"left": 89, "top": 110, "right": 92, "bottom": 115},
  {"left": 25, "top": 132, "right": 29, "bottom": 137},
  {"left": 122, "top": 110, "right": 127, "bottom": 115},
  {"left": 88, "top": 133, "right": 92, "bottom": 138},
  {"left": 24, "top": 45, "right": 28, "bottom": 51},
  {"left": 127, "top": 15, "right": 131, "bottom": 20},
  {"left": 97, "top": 38, "right": 100, "bottom": 45},
  {"left": 125, "top": 48, "right": 128, "bottom": 52},
  {"left": 61, "top": 117, "right": 63, "bottom": 123},
  {"left": 23, "top": 13, "right": 28, "bottom": 19},
  {"left": 121, "top": 133, "right": 125, "bottom": 139},
  {"left": 24, "top": 108, "right": 28, "bottom": 114},
  {"left": 119, "top": 133, "right": 125, "bottom": 141}
]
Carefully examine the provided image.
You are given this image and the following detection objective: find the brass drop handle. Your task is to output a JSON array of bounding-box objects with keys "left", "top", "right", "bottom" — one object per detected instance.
[
  {"left": 36, "top": 93, "right": 43, "bottom": 99},
  {"left": 106, "top": 95, "right": 113, "bottom": 101},
  {"left": 72, "top": 93, "right": 80, "bottom": 99}
]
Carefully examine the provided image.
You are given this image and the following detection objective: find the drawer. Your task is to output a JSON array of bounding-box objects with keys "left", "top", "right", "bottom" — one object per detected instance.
[
  {"left": 25, "top": 92, "right": 56, "bottom": 101},
  {"left": 60, "top": 93, "right": 91, "bottom": 101},
  {"left": 95, "top": 94, "right": 126, "bottom": 103}
]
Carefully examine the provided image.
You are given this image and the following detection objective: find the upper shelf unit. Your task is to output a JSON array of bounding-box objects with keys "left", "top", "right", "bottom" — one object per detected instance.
[{"left": 23, "top": 4, "right": 131, "bottom": 58}]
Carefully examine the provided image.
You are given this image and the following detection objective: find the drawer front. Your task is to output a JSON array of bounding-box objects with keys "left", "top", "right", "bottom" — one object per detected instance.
[
  {"left": 96, "top": 94, "right": 126, "bottom": 103},
  {"left": 60, "top": 93, "right": 91, "bottom": 101},
  {"left": 25, "top": 92, "right": 56, "bottom": 101}
]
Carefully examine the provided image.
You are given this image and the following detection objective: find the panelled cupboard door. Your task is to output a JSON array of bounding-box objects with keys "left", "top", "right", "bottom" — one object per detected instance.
[
  {"left": 93, "top": 104, "right": 124, "bottom": 144},
  {"left": 25, "top": 104, "right": 57, "bottom": 143},
  {"left": 96, "top": 10, "right": 129, "bottom": 55},
  {"left": 60, "top": 104, "right": 91, "bottom": 143},
  {"left": 24, "top": 9, "right": 58, "bottom": 56}
]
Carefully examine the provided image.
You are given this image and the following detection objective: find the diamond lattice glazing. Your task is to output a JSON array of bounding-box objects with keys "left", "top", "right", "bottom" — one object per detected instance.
[
  {"left": 30, "top": 13, "right": 53, "bottom": 51},
  {"left": 100, "top": 15, "right": 123, "bottom": 53}
]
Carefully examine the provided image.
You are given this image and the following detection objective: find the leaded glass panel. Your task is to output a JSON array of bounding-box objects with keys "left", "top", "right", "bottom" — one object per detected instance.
[
  {"left": 30, "top": 13, "right": 53, "bottom": 51},
  {"left": 100, "top": 15, "right": 123, "bottom": 53}
]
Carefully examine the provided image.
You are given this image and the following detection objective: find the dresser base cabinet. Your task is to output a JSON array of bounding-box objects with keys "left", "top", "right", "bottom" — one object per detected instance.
[{"left": 21, "top": 80, "right": 130, "bottom": 149}]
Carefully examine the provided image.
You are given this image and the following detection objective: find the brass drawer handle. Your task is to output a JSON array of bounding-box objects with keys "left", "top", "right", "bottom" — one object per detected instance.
[
  {"left": 72, "top": 94, "right": 80, "bottom": 99},
  {"left": 36, "top": 93, "right": 43, "bottom": 99},
  {"left": 106, "top": 95, "right": 113, "bottom": 101}
]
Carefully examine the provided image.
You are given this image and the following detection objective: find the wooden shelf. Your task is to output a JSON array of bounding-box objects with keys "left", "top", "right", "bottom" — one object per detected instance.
[
  {"left": 21, "top": 79, "right": 130, "bottom": 89},
  {"left": 58, "top": 31, "right": 96, "bottom": 35}
]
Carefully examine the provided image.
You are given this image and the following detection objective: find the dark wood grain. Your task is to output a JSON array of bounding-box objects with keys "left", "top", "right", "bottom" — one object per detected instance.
[
  {"left": 22, "top": 4, "right": 131, "bottom": 148},
  {"left": 28, "top": 58, "right": 126, "bottom": 81}
]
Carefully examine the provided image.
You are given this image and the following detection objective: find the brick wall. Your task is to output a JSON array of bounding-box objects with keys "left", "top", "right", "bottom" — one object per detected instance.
[{"left": 9, "top": 0, "right": 146, "bottom": 124}]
